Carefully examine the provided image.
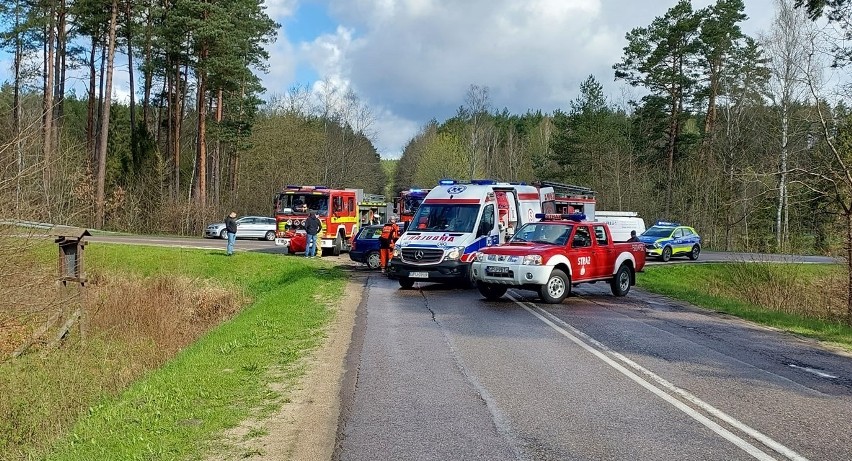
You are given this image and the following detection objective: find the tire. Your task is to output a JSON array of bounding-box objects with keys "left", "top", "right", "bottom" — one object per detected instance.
[
  {"left": 220, "top": 229, "right": 227, "bottom": 239},
  {"left": 366, "top": 251, "right": 381, "bottom": 270},
  {"left": 688, "top": 244, "right": 701, "bottom": 260},
  {"left": 332, "top": 234, "right": 343, "bottom": 256},
  {"left": 399, "top": 277, "right": 415, "bottom": 289},
  {"left": 660, "top": 246, "right": 672, "bottom": 262},
  {"left": 478, "top": 283, "right": 507, "bottom": 301},
  {"left": 539, "top": 269, "right": 569, "bottom": 304},
  {"left": 264, "top": 230, "right": 275, "bottom": 241},
  {"left": 610, "top": 263, "right": 633, "bottom": 297}
]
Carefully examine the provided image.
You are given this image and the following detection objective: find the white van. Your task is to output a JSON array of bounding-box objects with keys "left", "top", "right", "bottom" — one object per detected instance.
[
  {"left": 595, "top": 211, "right": 646, "bottom": 242},
  {"left": 387, "top": 179, "right": 553, "bottom": 288}
]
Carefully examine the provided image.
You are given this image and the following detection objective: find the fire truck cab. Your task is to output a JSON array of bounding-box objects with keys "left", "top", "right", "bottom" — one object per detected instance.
[
  {"left": 394, "top": 188, "right": 430, "bottom": 224},
  {"left": 387, "top": 179, "right": 554, "bottom": 288},
  {"left": 273, "top": 185, "right": 362, "bottom": 256}
]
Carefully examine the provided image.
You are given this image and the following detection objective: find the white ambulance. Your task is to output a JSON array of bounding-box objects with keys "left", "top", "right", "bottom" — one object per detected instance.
[{"left": 387, "top": 179, "right": 554, "bottom": 289}]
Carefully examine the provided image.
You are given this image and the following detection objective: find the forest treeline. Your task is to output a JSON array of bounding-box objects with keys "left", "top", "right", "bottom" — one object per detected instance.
[
  {"left": 0, "top": 0, "right": 386, "bottom": 234},
  {"left": 1, "top": 0, "right": 851, "bottom": 261}
]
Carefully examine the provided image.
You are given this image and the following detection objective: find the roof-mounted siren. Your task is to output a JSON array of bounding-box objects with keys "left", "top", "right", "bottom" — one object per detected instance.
[
  {"left": 438, "top": 179, "right": 457, "bottom": 186},
  {"left": 655, "top": 220, "right": 680, "bottom": 227},
  {"left": 314, "top": 186, "right": 329, "bottom": 190}
]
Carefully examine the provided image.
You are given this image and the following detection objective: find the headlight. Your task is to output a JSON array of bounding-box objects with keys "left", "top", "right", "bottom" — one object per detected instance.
[
  {"left": 653, "top": 242, "right": 661, "bottom": 248},
  {"left": 476, "top": 252, "right": 488, "bottom": 262},
  {"left": 522, "top": 255, "right": 543, "bottom": 265},
  {"left": 445, "top": 246, "right": 465, "bottom": 261}
]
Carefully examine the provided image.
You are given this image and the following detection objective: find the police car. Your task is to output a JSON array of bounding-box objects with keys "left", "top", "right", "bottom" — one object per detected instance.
[{"left": 638, "top": 222, "right": 701, "bottom": 262}]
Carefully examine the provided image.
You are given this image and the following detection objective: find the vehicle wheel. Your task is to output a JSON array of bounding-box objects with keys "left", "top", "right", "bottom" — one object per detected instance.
[
  {"left": 399, "top": 277, "right": 415, "bottom": 289},
  {"left": 660, "top": 246, "right": 672, "bottom": 262},
  {"left": 220, "top": 229, "right": 227, "bottom": 239},
  {"left": 539, "top": 269, "right": 569, "bottom": 304},
  {"left": 264, "top": 231, "right": 275, "bottom": 241},
  {"left": 688, "top": 244, "right": 701, "bottom": 260},
  {"left": 332, "top": 234, "right": 343, "bottom": 256},
  {"left": 478, "top": 283, "right": 507, "bottom": 301},
  {"left": 366, "top": 251, "right": 381, "bottom": 270},
  {"left": 610, "top": 263, "right": 633, "bottom": 297}
]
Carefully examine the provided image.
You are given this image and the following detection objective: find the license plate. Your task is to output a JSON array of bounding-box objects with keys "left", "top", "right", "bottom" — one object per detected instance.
[
  {"left": 486, "top": 266, "right": 509, "bottom": 274},
  {"left": 410, "top": 271, "right": 429, "bottom": 279}
]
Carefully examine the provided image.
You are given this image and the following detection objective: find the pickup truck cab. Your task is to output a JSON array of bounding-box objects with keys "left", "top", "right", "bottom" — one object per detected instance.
[{"left": 470, "top": 214, "right": 646, "bottom": 303}]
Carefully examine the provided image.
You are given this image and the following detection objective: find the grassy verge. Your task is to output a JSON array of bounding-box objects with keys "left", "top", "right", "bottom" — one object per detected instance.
[
  {"left": 1, "top": 244, "right": 345, "bottom": 461},
  {"left": 638, "top": 263, "right": 852, "bottom": 350}
]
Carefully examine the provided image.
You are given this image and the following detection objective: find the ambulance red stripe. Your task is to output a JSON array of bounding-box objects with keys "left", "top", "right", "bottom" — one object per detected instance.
[{"left": 517, "top": 193, "right": 540, "bottom": 200}]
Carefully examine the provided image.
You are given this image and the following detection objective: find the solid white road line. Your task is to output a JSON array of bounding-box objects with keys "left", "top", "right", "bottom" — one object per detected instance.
[
  {"left": 507, "top": 293, "right": 809, "bottom": 461},
  {"left": 788, "top": 364, "right": 838, "bottom": 379}
]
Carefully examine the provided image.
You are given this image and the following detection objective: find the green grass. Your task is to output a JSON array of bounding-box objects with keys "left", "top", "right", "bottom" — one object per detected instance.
[
  {"left": 36, "top": 245, "right": 345, "bottom": 461},
  {"left": 638, "top": 263, "right": 852, "bottom": 350}
]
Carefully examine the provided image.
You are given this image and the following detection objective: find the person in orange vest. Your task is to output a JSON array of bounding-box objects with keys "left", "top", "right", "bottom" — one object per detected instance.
[{"left": 379, "top": 215, "right": 400, "bottom": 273}]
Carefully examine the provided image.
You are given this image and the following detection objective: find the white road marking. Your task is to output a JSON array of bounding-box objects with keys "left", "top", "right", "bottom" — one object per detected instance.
[
  {"left": 506, "top": 293, "right": 809, "bottom": 461},
  {"left": 788, "top": 364, "right": 838, "bottom": 379}
]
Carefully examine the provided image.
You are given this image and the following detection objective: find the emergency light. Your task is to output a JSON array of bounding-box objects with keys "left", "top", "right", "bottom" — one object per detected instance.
[
  {"left": 314, "top": 186, "right": 329, "bottom": 190},
  {"left": 535, "top": 213, "right": 586, "bottom": 221},
  {"left": 438, "top": 179, "right": 457, "bottom": 185},
  {"left": 655, "top": 221, "right": 680, "bottom": 227},
  {"left": 471, "top": 179, "right": 497, "bottom": 185}
]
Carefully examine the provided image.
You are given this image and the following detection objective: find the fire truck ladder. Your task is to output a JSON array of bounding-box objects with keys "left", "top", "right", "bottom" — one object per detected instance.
[{"left": 537, "top": 181, "right": 596, "bottom": 198}]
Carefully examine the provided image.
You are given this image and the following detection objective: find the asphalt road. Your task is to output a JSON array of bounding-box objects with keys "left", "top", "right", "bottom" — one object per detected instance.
[
  {"left": 336, "top": 277, "right": 852, "bottom": 461},
  {"left": 79, "top": 234, "right": 848, "bottom": 460}
]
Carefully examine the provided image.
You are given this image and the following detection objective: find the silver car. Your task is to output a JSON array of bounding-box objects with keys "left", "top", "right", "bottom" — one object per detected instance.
[{"left": 205, "top": 216, "right": 277, "bottom": 241}]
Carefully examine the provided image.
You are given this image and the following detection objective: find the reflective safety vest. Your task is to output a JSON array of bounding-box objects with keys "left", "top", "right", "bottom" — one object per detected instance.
[{"left": 380, "top": 223, "right": 399, "bottom": 241}]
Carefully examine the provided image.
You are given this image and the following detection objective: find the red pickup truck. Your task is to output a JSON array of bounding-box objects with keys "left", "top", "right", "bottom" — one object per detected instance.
[{"left": 470, "top": 214, "right": 646, "bottom": 303}]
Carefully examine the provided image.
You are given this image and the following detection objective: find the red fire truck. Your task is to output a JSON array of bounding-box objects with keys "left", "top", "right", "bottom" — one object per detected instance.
[
  {"left": 535, "top": 181, "right": 597, "bottom": 220},
  {"left": 394, "top": 188, "right": 430, "bottom": 224},
  {"left": 273, "top": 186, "right": 362, "bottom": 256}
]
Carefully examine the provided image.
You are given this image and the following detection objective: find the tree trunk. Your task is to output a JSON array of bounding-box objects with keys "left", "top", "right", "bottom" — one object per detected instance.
[
  {"left": 214, "top": 88, "right": 223, "bottom": 206},
  {"left": 13, "top": 0, "right": 23, "bottom": 207},
  {"left": 127, "top": 0, "right": 136, "bottom": 153},
  {"left": 194, "top": 46, "right": 208, "bottom": 205},
  {"left": 42, "top": 1, "right": 56, "bottom": 191},
  {"left": 54, "top": 0, "right": 66, "bottom": 125},
  {"left": 86, "top": 35, "right": 98, "bottom": 166},
  {"left": 142, "top": 0, "right": 154, "bottom": 132},
  {"left": 776, "top": 106, "right": 789, "bottom": 250},
  {"left": 95, "top": 0, "right": 120, "bottom": 229},
  {"left": 847, "top": 212, "right": 852, "bottom": 325}
]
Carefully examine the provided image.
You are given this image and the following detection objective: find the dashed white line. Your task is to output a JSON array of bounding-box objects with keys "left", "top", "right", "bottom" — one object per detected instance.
[
  {"left": 788, "top": 364, "right": 838, "bottom": 379},
  {"left": 507, "top": 293, "right": 809, "bottom": 461}
]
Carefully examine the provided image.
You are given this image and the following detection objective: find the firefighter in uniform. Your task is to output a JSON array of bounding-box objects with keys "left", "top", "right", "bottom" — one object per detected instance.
[{"left": 379, "top": 215, "right": 400, "bottom": 273}]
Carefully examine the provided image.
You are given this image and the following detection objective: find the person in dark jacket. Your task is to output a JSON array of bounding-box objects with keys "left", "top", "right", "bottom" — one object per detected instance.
[
  {"left": 225, "top": 211, "right": 238, "bottom": 255},
  {"left": 627, "top": 230, "right": 640, "bottom": 242},
  {"left": 304, "top": 213, "right": 322, "bottom": 258},
  {"left": 379, "top": 215, "right": 400, "bottom": 273}
]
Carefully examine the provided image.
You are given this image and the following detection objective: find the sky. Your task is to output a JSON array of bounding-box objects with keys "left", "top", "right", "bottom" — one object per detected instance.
[
  {"left": 0, "top": 0, "right": 778, "bottom": 159},
  {"left": 265, "top": 0, "right": 776, "bottom": 158}
]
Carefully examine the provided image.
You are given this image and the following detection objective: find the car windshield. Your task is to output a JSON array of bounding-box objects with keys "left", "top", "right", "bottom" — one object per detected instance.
[
  {"left": 402, "top": 195, "right": 425, "bottom": 215},
  {"left": 410, "top": 204, "right": 479, "bottom": 233},
  {"left": 511, "top": 223, "right": 573, "bottom": 245},
  {"left": 358, "top": 227, "right": 382, "bottom": 239},
  {"left": 642, "top": 227, "right": 674, "bottom": 238},
  {"left": 276, "top": 193, "right": 329, "bottom": 216}
]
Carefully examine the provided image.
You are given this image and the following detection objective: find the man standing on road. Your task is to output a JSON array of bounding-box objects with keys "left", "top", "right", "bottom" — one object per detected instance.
[
  {"left": 379, "top": 215, "right": 400, "bottom": 273},
  {"left": 305, "top": 213, "right": 322, "bottom": 258},
  {"left": 627, "top": 230, "right": 640, "bottom": 242},
  {"left": 225, "top": 211, "right": 238, "bottom": 256}
]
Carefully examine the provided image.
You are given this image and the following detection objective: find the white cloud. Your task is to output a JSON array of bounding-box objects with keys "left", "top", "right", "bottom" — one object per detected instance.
[{"left": 263, "top": 0, "right": 778, "bottom": 159}]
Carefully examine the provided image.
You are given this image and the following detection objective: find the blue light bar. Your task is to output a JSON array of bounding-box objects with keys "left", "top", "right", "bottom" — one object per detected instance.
[
  {"left": 409, "top": 188, "right": 421, "bottom": 192},
  {"left": 655, "top": 221, "right": 680, "bottom": 227},
  {"left": 471, "top": 179, "right": 497, "bottom": 185},
  {"left": 315, "top": 186, "right": 329, "bottom": 190},
  {"left": 438, "top": 179, "right": 457, "bottom": 185}
]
